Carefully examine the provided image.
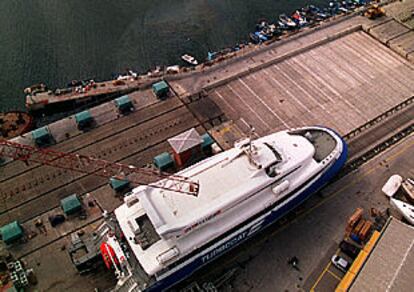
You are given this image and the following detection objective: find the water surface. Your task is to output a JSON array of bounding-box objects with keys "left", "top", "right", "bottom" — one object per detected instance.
[{"left": 0, "top": 0, "right": 328, "bottom": 111}]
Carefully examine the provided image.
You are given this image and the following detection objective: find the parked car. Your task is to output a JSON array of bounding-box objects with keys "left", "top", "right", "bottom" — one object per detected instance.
[
  {"left": 340, "top": 240, "right": 360, "bottom": 259},
  {"left": 331, "top": 255, "right": 350, "bottom": 272}
]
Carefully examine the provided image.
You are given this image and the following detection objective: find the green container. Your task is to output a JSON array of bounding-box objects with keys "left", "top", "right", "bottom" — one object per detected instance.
[
  {"left": 115, "top": 95, "right": 133, "bottom": 112},
  {"left": 0, "top": 221, "right": 23, "bottom": 245},
  {"left": 201, "top": 133, "right": 214, "bottom": 153},
  {"left": 32, "top": 126, "right": 50, "bottom": 146},
  {"left": 110, "top": 177, "right": 130, "bottom": 192},
  {"left": 154, "top": 152, "right": 174, "bottom": 171},
  {"left": 5, "top": 285, "right": 18, "bottom": 292},
  {"left": 152, "top": 81, "right": 169, "bottom": 98},
  {"left": 61, "top": 194, "right": 82, "bottom": 215},
  {"left": 75, "top": 110, "right": 93, "bottom": 129}
]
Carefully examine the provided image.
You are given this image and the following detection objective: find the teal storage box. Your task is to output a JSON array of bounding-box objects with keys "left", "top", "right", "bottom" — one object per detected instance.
[
  {"left": 110, "top": 177, "right": 130, "bottom": 192},
  {"left": 0, "top": 221, "right": 23, "bottom": 244},
  {"left": 115, "top": 95, "right": 133, "bottom": 112},
  {"left": 75, "top": 110, "right": 93, "bottom": 129},
  {"left": 32, "top": 126, "right": 51, "bottom": 146},
  {"left": 201, "top": 133, "right": 214, "bottom": 154},
  {"left": 152, "top": 81, "right": 169, "bottom": 98},
  {"left": 61, "top": 194, "right": 82, "bottom": 215},
  {"left": 154, "top": 152, "right": 174, "bottom": 171}
]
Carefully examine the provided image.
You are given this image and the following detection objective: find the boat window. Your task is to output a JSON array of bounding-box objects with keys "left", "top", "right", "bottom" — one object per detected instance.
[
  {"left": 264, "top": 142, "right": 282, "bottom": 162},
  {"left": 266, "top": 163, "right": 278, "bottom": 177},
  {"left": 133, "top": 215, "right": 160, "bottom": 250}
]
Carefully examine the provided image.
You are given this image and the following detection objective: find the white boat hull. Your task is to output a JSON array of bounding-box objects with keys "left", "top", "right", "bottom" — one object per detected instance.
[
  {"left": 132, "top": 133, "right": 348, "bottom": 291},
  {"left": 390, "top": 198, "right": 414, "bottom": 225}
]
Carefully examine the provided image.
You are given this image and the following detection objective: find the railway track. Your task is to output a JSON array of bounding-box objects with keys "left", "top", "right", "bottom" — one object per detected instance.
[
  {"left": 0, "top": 98, "right": 184, "bottom": 183},
  {"left": 341, "top": 95, "right": 414, "bottom": 176},
  {"left": 0, "top": 115, "right": 225, "bottom": 227}
]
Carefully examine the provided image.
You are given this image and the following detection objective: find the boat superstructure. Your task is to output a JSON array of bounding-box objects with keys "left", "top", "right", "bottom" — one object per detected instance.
[{"left": 103, "top": 126, "right": 347, "bottom": 291}]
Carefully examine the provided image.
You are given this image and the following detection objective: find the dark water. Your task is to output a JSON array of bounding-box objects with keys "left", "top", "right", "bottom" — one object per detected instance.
[{"left": 0, "top": 0, "right": 329, "bottom": 111}]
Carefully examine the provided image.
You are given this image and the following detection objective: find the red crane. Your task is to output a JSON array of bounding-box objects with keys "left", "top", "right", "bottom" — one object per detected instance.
[{"left": 0, "top": 140, "right": 199, "bottom": 196}]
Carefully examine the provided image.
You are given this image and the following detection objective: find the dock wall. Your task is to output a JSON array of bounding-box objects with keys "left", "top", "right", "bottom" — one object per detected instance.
[
  {"left": 167, "top": 14, "right": 359, "bottom": 84},
  {"left": 200, "top": 25, "right": 362, "bottom": 93}
]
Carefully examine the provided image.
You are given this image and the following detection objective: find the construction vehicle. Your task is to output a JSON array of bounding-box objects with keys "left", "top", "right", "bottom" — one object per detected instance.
[
  {"left": 364, "top": 4, "right": 385, "bottom": 20},
  {"left": 357, "top": 220, "right": 372, "bottom": 242},
  {"left": 345, "top": 208, "right": 373, "bottom": 244},
  {"left": 339, "top": 240, "right": 360, "bottom": 259},
  {"left": 351, "top": 219, "right": 366, "bottom": 243},
  {"left": 345, "top": 207, "right": 363, "bottom": 236},
  {"left": 0, "top": 139, "right": 199, "bottom": 196},
  {"left": 370, "top": 207, "right": 389, "bottom": 231}
]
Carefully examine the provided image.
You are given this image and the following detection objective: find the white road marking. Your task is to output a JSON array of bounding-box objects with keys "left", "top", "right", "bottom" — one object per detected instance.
[
  {"left": 226, "top": 84, "right": 272, "bottom": 130},
  {"left": 262, "top": 69, "right": 313, "bottom": 115},
  {"left": 273, "top": 65, "right": 329, "bottom": 111},
  {"left": 386, "top": 238, "right": 414, "bottom": 292},
  {"left": 238, "top": 78, "right": 289, "bottom": 128},
  {"left": 295, "top": 52, "right": 365, "bottom": 117},
  {"left": 326, "top": 41, "right": 371, "bottom": 84},
  {"left": 286, "top": 58, "right": 337, "bottom": 105},
  {"left": 214, "top": 90, "right": 238, "bottom": 116}
]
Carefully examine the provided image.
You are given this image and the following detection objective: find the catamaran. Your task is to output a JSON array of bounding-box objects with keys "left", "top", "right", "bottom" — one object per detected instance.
[{"left": 100, "top": 126, "right": 347, "bottom": 291}]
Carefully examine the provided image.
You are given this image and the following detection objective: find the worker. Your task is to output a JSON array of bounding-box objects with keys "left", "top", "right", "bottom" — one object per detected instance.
[{"left": 288, "top": 256, "right": 300, "bottom": 271}]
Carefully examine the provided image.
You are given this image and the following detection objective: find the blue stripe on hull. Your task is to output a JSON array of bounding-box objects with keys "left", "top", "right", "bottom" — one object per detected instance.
[{"left": 146, "top": 138, "right": 348, "bottom": 292}]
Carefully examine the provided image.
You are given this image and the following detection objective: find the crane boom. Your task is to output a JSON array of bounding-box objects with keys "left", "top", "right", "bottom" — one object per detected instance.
[{"left": 0, "top": 140, "right": 199, "bottom": 196}]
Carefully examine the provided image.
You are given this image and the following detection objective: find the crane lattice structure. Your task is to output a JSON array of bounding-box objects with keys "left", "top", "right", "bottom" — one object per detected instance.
[{"left": 0, "top": 140, "right": 199, "bottom": 196}]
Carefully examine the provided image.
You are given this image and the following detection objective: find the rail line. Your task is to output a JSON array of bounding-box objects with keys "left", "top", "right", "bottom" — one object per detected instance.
[
  {"left": 341, "top": 95, "right": 414, "bottom": 176},
  {"left": 344, "top": 95, "right": 414, "bottom": 141},
  {"left": 0, "top": 98, "right": 184, "bottom": 184},
  {"left": 0, "top": 112, "right": 225, "bottom": 224},
  {"left": 0, "top": 113, "right": 195, "bottom": 211}
]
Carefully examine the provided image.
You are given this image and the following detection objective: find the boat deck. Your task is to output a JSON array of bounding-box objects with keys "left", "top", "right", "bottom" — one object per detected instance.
[
  {"left": 229, "top": 133, "right": 414, "bottom": 292},
  {"left": 290, "top": 129, "right": 338, "bottom": 162},
  {"left": 25, "top": 78, "right": 141, "bottom": 112}
]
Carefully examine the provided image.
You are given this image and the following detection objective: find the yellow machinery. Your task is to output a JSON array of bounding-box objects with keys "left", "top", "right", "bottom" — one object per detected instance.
[{"left": 364, "top": 4, "right": 385, "bottom": 19}]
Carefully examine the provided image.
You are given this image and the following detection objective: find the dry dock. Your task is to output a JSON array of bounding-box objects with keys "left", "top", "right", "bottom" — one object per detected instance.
[{"left": 1, "top": 7, "right": 414, "bottom": 292}]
